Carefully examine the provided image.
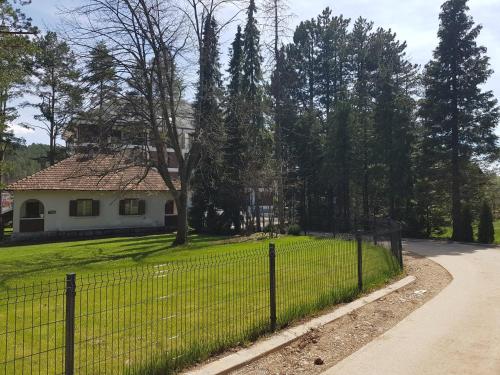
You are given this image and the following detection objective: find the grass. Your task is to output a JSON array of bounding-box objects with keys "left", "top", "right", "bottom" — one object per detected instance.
[
  {"left": 0, "top": 233, "right": 401, "bottom": 374},
  {"left": 433, "top": 219, "right": 500, "bottom": 244}
]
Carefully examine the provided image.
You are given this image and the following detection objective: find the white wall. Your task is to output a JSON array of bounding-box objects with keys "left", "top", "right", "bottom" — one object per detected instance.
[{"left": 12, "top": 190, "right": 176, "bottom": 233}]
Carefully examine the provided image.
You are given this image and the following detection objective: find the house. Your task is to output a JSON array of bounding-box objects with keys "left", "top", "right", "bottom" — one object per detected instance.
[
  {"left": 7, "top": 154, "right": 180, "bottom": 240},
  {"left": 5, "top": 98, "right": 196, "bottom": 240},
  {"left": 7, "top": 101, "right": 195, "bottom": 240}
]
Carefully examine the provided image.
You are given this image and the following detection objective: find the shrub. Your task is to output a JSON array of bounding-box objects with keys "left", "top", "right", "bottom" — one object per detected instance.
[
  {"left": 287, "top": 224, "right": 302, "bottom": 236},
  {"left": 461, "top": 205, "right": 474, "bottom": 242},
  {"left": 263, "top": 224, "right": 276, "bottom": 233},
  {"left": 478, "top": 202, "right": 495, "bottom": 244}
]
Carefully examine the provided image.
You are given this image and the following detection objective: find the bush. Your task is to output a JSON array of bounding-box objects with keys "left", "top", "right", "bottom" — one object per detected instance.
[
  {"left": 287, "top": 224, "right": 302, "bottom": 236},
  {"left": 461, "top": 205, "right": 474, "bottom": 242},
  {"left": 478, "top": 202, "right": 495, "bottom": 244},
  {"left": 263, "top": 224, "right": 276, "bottom": 233}
]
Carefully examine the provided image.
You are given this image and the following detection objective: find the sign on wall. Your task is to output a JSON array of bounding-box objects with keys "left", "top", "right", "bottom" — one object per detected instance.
[{"left": 2, "top": 192, "right": 13, "bottom": 214}]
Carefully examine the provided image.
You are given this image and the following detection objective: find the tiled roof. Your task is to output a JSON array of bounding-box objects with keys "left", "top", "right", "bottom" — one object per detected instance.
[{"left": 7, "top": 154, "right": 180, "bottom": 192}]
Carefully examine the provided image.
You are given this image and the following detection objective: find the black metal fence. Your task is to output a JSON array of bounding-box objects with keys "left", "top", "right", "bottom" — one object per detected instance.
[{"left": 0, "top": 230, "right": 402, "bottom": 375}]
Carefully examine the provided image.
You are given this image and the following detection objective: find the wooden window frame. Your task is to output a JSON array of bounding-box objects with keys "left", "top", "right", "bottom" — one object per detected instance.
[
  {"left": 119, "top": 199, "right": 146, "bottom": 216},
  {"left": 70, "top": 199, "right": 100, "bottom": 217}
]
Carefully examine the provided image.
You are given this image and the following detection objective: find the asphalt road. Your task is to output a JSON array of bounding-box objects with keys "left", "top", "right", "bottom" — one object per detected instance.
[{"left": 321, "top": 239, "right": 500, "bottom": 375}]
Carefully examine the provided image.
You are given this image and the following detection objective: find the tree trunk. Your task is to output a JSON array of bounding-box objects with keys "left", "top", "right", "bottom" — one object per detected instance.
[
  {"left": 272, "top": 2, "right": 285, "bottom": 234},
  {"left": 0, "top": 153, "right": 3, "bottom": 240},
  {"left": 450, "top": 73, "right": 461, "bottom": 241},
  {"left": 362, "top": 121, "right": 369, "bottom": 228},
  {"left": 255, "top": 190, "right": 261, "bottom": 232},
  {"left": 451, "top": 121, "right": 461, "bottom": 241},
  {"left": 174, "top": 188, "right": 189, "bottom": 246}
]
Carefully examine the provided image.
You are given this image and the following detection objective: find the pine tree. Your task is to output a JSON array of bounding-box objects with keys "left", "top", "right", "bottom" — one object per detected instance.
[
  {"left": 271, "top": 46, "right": 299, "bottom": 228},
  {"left": 220, "top": 26, "right": 246, "bottom": 233},
  {"left": 0, "top": 0, "right": 36, "bottom": 239},
  {"left": 461, "top": 204, "right": 474, "bottom": 242},
  {"left": 477, "top": 201, "right": 494, "bottom": 244},
  {"left": 242, "top": 0, "right": 264, "bottom": 132},
  {"left": 86, "top": 41, "right": 118, "bottom": 104},
  {"left": 265, "top": 0, "right": 291, "bottom": 233},
  {"left": 325, "top": 101, "right": 353, "bottom": 232},
  {"left": 28, "top": 32, "right": 82, "bottom": 165},
  {"left": 315, "top": 10, "right": 352, "bottom": 231},
  {"left": 316, "top": 8, "right": 350, "bottom": 118},
  {"left": 289, "top": 19, "right": 318, "bottom": 113},
  {"left": 420, "top": 0, "right": 499, "bottom": 241},
  {"left": 82, "top": 41, "right": 120, "bottom": 148},
  {"left": 241, "top": 0, "right": 266, "bottom": 231},
  {"left": 189, "top": 15, "right": 225, "bottom": 233},
  {"left": 371, "top": 28, "right": 419, "bottom": 222},
  {"left": 292, "top": 110, "right": 323, "bottom": 231},
  {"left": 349, "top": 17, "right": 375, "bottom": 226}
]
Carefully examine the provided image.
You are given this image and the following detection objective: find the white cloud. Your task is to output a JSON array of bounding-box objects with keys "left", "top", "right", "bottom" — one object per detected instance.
[{"left": 9, "top": 124, "right": 33, "bottom": 135}]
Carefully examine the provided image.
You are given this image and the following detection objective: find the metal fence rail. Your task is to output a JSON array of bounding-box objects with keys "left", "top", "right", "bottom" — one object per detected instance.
[{"left": 0, "top": 230, "right": 402, "bottom": 375}]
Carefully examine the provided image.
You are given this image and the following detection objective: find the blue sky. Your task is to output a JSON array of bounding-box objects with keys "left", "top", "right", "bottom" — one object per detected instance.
[{"left": 13, "top": 0, "right": 500, "bottom": 144}]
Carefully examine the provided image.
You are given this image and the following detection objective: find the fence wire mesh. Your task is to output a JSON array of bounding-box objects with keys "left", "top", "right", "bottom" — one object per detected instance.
[{"left": 0, "top": 230, "right": 402, "bottom": 375}]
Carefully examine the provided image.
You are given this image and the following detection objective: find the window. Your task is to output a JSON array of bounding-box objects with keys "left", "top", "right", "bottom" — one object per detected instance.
[
  {"left": 69, "top": 200, "right": 100, "bottom": 217},
  {"left": 21, "top": 200, "right": 44, "bottom": 219},
  {"left": 165, "top": 200, "right": 175, "bottom": 215},
  {"left": 180, "top": 132, "right": 186, "bottom": 149},
  {"left": 119, "top": 199, "right": 146, "bottom": 216}
]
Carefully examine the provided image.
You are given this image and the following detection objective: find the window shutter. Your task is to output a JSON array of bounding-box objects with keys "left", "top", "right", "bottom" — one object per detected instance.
[
  {"left": 119, "top": 200, "right": 125, "bottom": 215},
  {"left": 92, "top": 200, "right": 100, "bottom": 216},
  {"left": 69, "top": 200, "right": 77, "bottom": 216},
  {"left": 138, "top": 200, "right": 146, "bottom": 215}
]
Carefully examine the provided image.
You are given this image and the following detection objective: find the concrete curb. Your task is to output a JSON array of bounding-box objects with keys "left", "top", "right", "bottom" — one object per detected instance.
[{"left": 184, "top": 275, "right": 416, "bottom": 375}]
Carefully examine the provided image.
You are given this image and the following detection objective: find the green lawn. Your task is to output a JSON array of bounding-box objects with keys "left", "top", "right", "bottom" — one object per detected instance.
[
  {"left": 434, "top": 220, "right": 500, "bottom": 244},
  {"left": 0, "top": 233, "right": 401, "bottom": 375}
]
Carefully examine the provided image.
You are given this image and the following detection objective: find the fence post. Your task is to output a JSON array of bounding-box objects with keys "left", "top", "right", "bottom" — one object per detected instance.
[
  {"left": 269, "top": 243, "right": 277, "bottom": 332},
  {"left": 356, "top": 231, "right": 363, "bottom": 292},
  {"left": 398, "top": 227, "right": 403, "bottom": 269},
  {"left": 65, "top": 273, "right": 76, "bottom": 375}
]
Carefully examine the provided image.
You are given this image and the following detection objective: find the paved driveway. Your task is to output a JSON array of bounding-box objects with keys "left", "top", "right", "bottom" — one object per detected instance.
[{"left": 321, "top": 240, "right": 500, "bottom": 375}]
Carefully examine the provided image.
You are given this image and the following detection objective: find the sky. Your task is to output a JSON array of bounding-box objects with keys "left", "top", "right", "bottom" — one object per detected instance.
[{"left": 12, "top": 0, "right": 500, "bottom": 144}]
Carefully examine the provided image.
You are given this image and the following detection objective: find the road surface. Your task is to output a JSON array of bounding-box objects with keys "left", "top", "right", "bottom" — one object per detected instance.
[{"left": 321, "top": 239, "right": 500, "bottom": 375}]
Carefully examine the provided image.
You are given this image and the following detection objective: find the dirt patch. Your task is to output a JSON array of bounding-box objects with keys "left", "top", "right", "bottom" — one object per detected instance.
[{"left": 230, "top": 251, "right": 452, "bottom": 375}]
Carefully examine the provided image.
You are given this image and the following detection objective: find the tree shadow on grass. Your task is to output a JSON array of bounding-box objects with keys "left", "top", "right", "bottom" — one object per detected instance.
[
  {"left": 65, "top": 233, "right": 226, "bottom": 249},
  {"left": 0, "top": 244, "right": 178, "bottom": 292},
  {"left": 0, "top": 235, "right": 233, "bottom": 292}
]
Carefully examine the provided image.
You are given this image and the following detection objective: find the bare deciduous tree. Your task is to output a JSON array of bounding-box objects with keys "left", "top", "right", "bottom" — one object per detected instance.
[{"left": 67, "top": 0, "right": 242, "bottom": 245}]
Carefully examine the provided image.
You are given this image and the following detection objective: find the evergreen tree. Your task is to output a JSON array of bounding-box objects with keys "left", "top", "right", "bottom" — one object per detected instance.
[
  {"left": 325, "top": 101, "right": 353, "bottom": 232},
  {"left": 420, "top": 0, "right": 499, "bottom": 241},
  {"left": 315, "top": 10, "right": 352, "bottom": 231},
  {"left": 316, "top": 8, "right": 350, "bottom": 118},
  {"left": 27, "top": 32, "right": 82, "bottom": 165},
  {"left": 287, "top": 17, "right": 324, "bottom": 230},
  {"left": 266, "top": 0, "right": 291, "bottom": 233},
  {"left": 0, "top": 0, "right": 37, "bottom": 239},
  {"left": 4, "top": 143, "right": 50, "bottom": 183},
  {"left": 189, "top": 15, "right": 225, "bottom": 233},
  {"left": 271, "top": 46, "right": 299, "bottom": 228},
  {"left": 241, "top": 0, "right": 267, "bottom": 231},
  {"left": 242, "top": 0, "right": 264, "bottom": 133},
  {"left": 82, "top": 41, "right": 120, "bottom": 147},
  {"left": 371, "top": 28, "right": 418, "bottom": 222},
  {"left": 477, "top": 201, "right": 494, "bottom": 244},
  {"left": 461, "top": 204, "right": 474, "bottom": 242},
  {"left": 349, "top": 17, "right": 375, "bottom": 226},
  {"left": 221, "top": 26, "right": 246, "bottom": 232}
]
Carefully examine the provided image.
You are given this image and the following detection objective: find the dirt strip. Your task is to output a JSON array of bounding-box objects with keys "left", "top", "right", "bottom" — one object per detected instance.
[{"left": 230, "top": 251, "right": 452, "bottom": 375}]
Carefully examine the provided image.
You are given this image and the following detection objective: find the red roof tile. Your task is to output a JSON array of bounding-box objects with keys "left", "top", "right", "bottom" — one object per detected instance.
[{"left": 7, "top": 154, "right": 179, "bottom": 192}]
